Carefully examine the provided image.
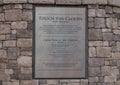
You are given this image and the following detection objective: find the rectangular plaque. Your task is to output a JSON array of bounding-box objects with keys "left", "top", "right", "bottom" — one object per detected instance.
[{"left": 33, "top": 6, "right": 87, "bottom": 79}]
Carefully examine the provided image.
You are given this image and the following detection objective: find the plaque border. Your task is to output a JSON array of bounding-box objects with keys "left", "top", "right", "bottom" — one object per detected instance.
[{"left": 32, "top": 5, "right": 88, "bottom": 79}]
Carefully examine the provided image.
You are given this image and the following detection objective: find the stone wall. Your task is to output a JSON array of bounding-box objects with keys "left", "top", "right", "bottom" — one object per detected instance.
[{"left": 0, "top": 0, "right": 120, "bottom": 85}]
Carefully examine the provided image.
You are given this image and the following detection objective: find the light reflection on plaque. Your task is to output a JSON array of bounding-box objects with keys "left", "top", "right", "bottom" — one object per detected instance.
[{"left": 33, "top": 6, "right": 87, "bottom": 79}]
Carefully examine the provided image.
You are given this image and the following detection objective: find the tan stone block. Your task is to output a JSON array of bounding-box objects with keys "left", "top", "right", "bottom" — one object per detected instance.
[
  {"left": 5, "top": 9, "right": 22, "bottom": 21},
  {"left": 0, "top": 35, "right": 5, "bottom": 40},
  {"left": 3, "top": 0, "right": 27, "bottom": 3},
  {"left": 101, "top": 66, "right": 111, "bottom": 76},
  {"left": 108, "top": 0, "right": 120, "bottom": 6},
  {"left": 89, "top": 41, "right": 102, "bottom": 47},
  {"left": 3, "top": 82, "right": 19, "bottom": 85},
  {"left": 117, "top": 42, "right": 120, "bottom": 51},
  {"left": 115, "top": 81, "right": 120, "bottom": 85},
  {"left": 11, "top": 21, "right": 27, "bottom": 29},
  {"left": 4, "top": 40, "right": 16, "bottom": 47},
  {"left": 20, "top": 80, "right": 38, "bottom": 85},
  {"left": 14, "top": 4, "right": 22, "bottom": 9},
  {"left": 106, "top": 18, "right": 118, "bottom": 29},
  {"left": 17, "top": 56, "right": 32, "bottom": 67},
  {"left": 96, "top": 9, "right": 106, "bottom": 17},
  {"left": 5, "top": 69, "right": 14, "bottom": 74},
  {"left": 0, "top": 72, "right": 10, "bottom": 81},
  {"left": 17, "top": 39, "right": 32, "bottom": 47},
  {"left": 0, "top": 50, "right": 7, "bottom": 59},
  {"left": 105, "top": 76, "right": 116, "bottom": 82},
  {"left": 113, "top": 30, "right": 120, "bottom": 34},
  {"left": 0, "top": 13, "right": 5, "bottom": 21},
  {"left": 21, "top": 67, "right": 32, "bottom": 74},
  {"left": 28, "top": 0, "right": 54, "bottom": 4},
  {"left": 70, "top": 83, "right": 80, "bottom": 85},
  {"left": 97, "top": 47, "right": 111, "bottom": 57},
  {"left": 0, "top": 24, "right": 11, "bottom": 34},
  {"left": 56, "top": 0, "right": 81, "bottom": 5},
  {"left": 112, "top": 53, "right": 120, "bottom": 59},
  {"left": 21, "top": 51, "right": 32, "bottom": 56},
  {"left": 47, "top": 80, "right": 59, "bottom": 84},
  {"left": 88, "top": 9, "right": 95, "bottom": 17},
  {"left": 89, "top": 77, "right": 98, "bottom": 82},
  {"left": 82, "top": 0, "right": 107, "bottom": 4},
  {"left": 113, "top": 7, "right": 120, "bottom": 13},
  {"left": 89, "top": 47, "right": 96, "bottom": 57},
  {"left": 23, "top": 11, "right": 32, "bottom": 21}
]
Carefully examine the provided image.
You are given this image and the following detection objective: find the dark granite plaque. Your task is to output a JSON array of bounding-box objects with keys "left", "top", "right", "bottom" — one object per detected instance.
[{"left": 33, "top": 6, "right": 87, "bottom": 79}]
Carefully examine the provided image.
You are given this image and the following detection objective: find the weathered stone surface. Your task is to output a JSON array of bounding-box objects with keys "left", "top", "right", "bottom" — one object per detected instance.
[
  {"left": 23, "top": 11, "right": 32, "bottom": 21},
  {"left": 89, "top": 77, "right": 98, "bottom": 82},
  {"left": 88, "top": 21, "right": 94, "bottom": 27},
  {"left": 89, "top": 41, "right": 102, "bottom": 47},
  {"left": 113, "top": 7, "right": 120, "bottom": 13},
  {"left": 17, "top": 56, "right": 32, "bottom": 67},
  {"left": 3, "top": 0, "right": 27, "bottom": 3},
  {"left": 89, "top": 47, "right": 96, "bottom": 57},
  {"left": 2, "top": 82, "right": 19, "bottom": 85},
  {"left": 80, "top": 80, "right": 88, "bottom": 85},
  {"left": 102, "top": 29, "right": 111, "bottom": 32},
  {"left": 105, "top": 76, "right": 116, "bottom": 82},
  {"left": 0, "top": 50, "right": 7, "bottom": 59},
  {"left": 7, "top": 47, "right": 20, "bottom": 59},
  {"left": 17, "top": 30, "right": 32, "bottom": 38},
  {"left": 97, "top": 47, "right": 111, "bottom": 57},
  {"left": 116, "top": 81, "right": 120, "bottom": 85},
  {"left": 112, "top": 53, "right": 120, "bottom": 59},
  {"left": 105, "top": 6, "right": 113, "bottom": 14},
  {"left": 18, "top": 74, "right": 32, "bottom": 80},
  {"left": 21, "top": 51, "right": 32, "bottom": 56},
  {"left": 103, "top": 41, "right": 109, "bottom": 46},
  {"left": 89, "top": 67, "right": 101, "bottom": 77},
  {"left": 5, "top": 69, "right": 14, "bottom": 74},
  {"left": 0, "top": 41, "right": 2, "bottom": 48},
  {"left": 108, "top": 0, "right": 120, "bottom": 6},
  {"left": 23, "top": 4, "right": 33, "bottom": 9},
  {"left": 17, "top": 39, "right": 32, "bottom": 47},
  {"left": 89, "top": 29, "right": 102, "bottom": 40},
  {"left": 96, "top": 9, "right": 106, "bottom": 17},
  {"left": 95, "top": 18, "right": 105, "bottom": 28},
  {"left": 47, "top": 80, "right": 59, "bottom": 85},
  {"left": 0, "top": 13, "right": 5, "bottom": 21},
  {"left": 0, "top": 24, "right": 11, "bottom": 34},
  {"left": 14, "top": 4, "right": 22, "bottom": 9},
  {"left": 88, "top": 9, "right": 95, "bottom": 17},
  {"left": 106, "top": 18, "right": 118, "bottom": 28},
  {"left": 5, "top": 9, "right": 22, "bottom": 21},
  {"left": 82, "top": 0, "right": 107, "bottom": 4},
  {"left": 103, "top": 33, "right": 113, "bottom": 41},
  {"left": 117, "top": 42, "right": 120, "bottom": 51},
  {"left": 0, "top": 72, "right": 10, "bottom": 81},
  {"left": 6, "top": 34, "right": 16, "bottom": 40},
  {"left": 11, "top": 21, "right": 27, "bottom": 29},
  {"left": 109, "top": 60, "right": 117, "bottom": 66},
  {"left": 101, "top": 66, "right": 111, "bottom": 76},
  {"left": 12, "top": 30, "right": 17, "bottom": 34},
  {"left": 56, "top": 0, "right": 81, "bottom": 5},
  {"left": 89, "top": 58, "right": 104, "bottom": 66},
  {"left": 21, "top": 67, "right": 32, "bottom": 74},
  {"left": 20, "top": 80, "right": 38, "bottom": 85},
  {"left": 28, "top": 0, "right": 54, "bottom": 4},
  {"left": 0, "top": 0, "right": 3, "bottom": 4},
  {"left": 3, "top": 40, "right": 16, "bottom": 47},
  {"left": 0, "top": 35, "right": 5, "bottom": 40},
  {"left": 113, "top": 30, "right": 120, "bottom": 34}
]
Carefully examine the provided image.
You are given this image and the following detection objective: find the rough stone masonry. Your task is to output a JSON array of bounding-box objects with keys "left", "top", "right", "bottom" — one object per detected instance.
[{"left": 0, "top": 0, "right": 120, "bottom": 85}]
